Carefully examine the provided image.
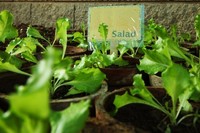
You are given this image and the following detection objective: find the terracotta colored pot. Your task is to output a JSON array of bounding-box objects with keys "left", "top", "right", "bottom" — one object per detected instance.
[
  {"left": 50, "top": 81, "right": 108, "bottom": 117},
  {"left": 100, "top": 67, "right": 138, "bottom": 87},
  {"left": 99, "top": 57, "right": 140, "bottom": 87},
  {"left": 95, "top": 86, "right": 168, "bottom": 133},
  {"left": 95, "top": 86, "right": 200, "bottom": 133}
]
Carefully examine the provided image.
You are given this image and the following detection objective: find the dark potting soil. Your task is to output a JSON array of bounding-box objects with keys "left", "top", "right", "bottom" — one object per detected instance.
[
  {"left": 0, "top": 97, "right": 9, "bottom": 112},
  {"left": 51, "top": 85, "right": 88, "bottom": 99},
  {"left": 103, "top": 88, "right": 200, "bottom": 133},
  {"left": 113, "top": 102, "right": 200, "bottom": 133},
  {"left": 0, "top": 72, "right": 29, "bottom": 94}
]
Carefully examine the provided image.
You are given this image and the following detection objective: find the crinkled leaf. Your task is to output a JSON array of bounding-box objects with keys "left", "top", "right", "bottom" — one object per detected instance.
[
  {"left": 144, "top": 29, "right": 154, "bottom": 45},
  {"left": 50, "top": 100, "right": 90, "bottom": 133},
  {"left": 0, "top": 10, "right": 18, "bottom": 43},
  {"left": 90, "top": 52, "right": 116, "bottom": 68},
  {"left": 73, "top": 32, "right": 85, "bottom": 43},
  {"left": 66, "top": 68, "right": 106, "bottom": 94},
  {"left": 162, "top": 63, "right": 190, "bottom": 107},
  {"left": 55, "top": 18, "right": 70, "bottom": 43},
  {"left": 98, "top": 23, "right": 108, "bottom": 41},
  {"left": 75, "top": 52, "right": 116, "bottom": 68},
  {"left": 73, "top": 32, "right": 88, "bottom": 49},
  {"left": 92, "top": 40, "right": 110, "bottom": 53},
  {"left": 55, "top": 18, "right": 70, "bottom": 58},
  {"left": 137, "top": 47, "right": 172, "bottom": 74}
]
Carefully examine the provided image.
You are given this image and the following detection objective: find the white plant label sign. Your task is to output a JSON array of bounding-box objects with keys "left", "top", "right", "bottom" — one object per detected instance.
[{"left": 88, "top": 5, "right": 144, "bottom": 50}]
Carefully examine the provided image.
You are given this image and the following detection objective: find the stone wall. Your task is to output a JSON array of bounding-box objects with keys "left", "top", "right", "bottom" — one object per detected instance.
[{"left": 0, "top": 1, "right": 200, "bottom": 35}]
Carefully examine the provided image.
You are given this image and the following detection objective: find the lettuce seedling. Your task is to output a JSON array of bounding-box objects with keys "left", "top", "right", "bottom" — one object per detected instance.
[
  {"left": 75, "top": 23, "right": 138, "bottom": 69},
  {"left": 0, "top": 10, "right": 18, "bottom": 43},
  {"left": 0, "top": 10, "right": 31, "bottom": 75},
  {"left": 27, "top": 18, "right": 70, "bottom": 59},
  {"left": 0, "top": 47, "right": 90, "bottom": 133},
  {"left": 50, "top": 51, "right": 106, "bottom": 97},
  {"left": 114, "top": 67, "right": 199, "bottom": 132}
]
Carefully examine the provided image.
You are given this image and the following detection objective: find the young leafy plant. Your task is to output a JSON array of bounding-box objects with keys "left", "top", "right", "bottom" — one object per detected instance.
[
  {"left": 0, "top": 10, "right": 45, "bottom": 75},
  {"left": 0, "top": 10, "right": 18, "bottom": 43},
  {"left": 72, "top": 23, "right": 88, "bottom": 49},
  {"left": 72, "top": 31, "right": 88, "bottom": 49},
  {"left": 0, "top": 10, "right": 32, "bottom": 75},
  {"left": 26, "top": 21, "right": 106, "bottom": 97},
  {"left": 0, "top": 47, "right": 90, "bottom": 133},
  {"left": 75, "top": 23, "right": 137, "bottom": 69},
  {"left": 114, "top": 66, "right": 199, "bottom": 132},
  {"left": 49, "top": 49, "right": 106, "bottom": 97},
  {"left": 27, "top": 18, "right": 70, "bottom": 59}
]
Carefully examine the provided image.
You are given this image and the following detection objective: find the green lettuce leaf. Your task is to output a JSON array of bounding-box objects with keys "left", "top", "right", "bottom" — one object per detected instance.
[
  {"left": 66, "top": 68, "right": 106, "bottom": 94},
  {"left": 50, "top": 100, "right": 90, "bottom": 133},
  {"left": 55, "top": 18, "right": 70, "bottom": 59},
  {"left": 0, "top": 10, "right": 18, "bottom": 43},
  {"left": 137, "top": 46, "right": 172, "bottom": 74}
]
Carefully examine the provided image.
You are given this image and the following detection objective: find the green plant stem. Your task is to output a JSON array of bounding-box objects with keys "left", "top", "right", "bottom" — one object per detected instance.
[
  {"left": 52, "top": 80, "right": 74, "bottom": 94},
  {"left": 62, "top": 45, "right": 66, "bottom": 59},
  {"left": 102, "top": 40, "right": 106, "bottom": 55},
  {"left": 52, "top": 78, "right": 63, "bottom": 93},
  {"left": 171, "top": 100, "right": 177, "bottom": 125},
  {"left": 177, "top": 113, "right": 200, "bottom": 125},
  {"left": 52, "top": 39, "right": 56, "bottom": 46}
]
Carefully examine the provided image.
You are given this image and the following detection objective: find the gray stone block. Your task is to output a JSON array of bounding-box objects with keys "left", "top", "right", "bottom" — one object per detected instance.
[
  {"left": 0, "top": 2, "right": 31, "bottom": 25},
  {"left": 31, "top": 3, "right": 74, "bottom": 28},
  {"left": 74, "top": 2, "right": 125, "bottom": 30},
  {"left": 74, "top": 3, "right": 200, "bottom": 36},
  {"left": 145, "top": 3, "right": 200, "bottom": 36}
]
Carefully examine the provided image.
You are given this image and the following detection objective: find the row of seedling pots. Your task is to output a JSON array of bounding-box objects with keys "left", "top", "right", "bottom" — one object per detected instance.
[{"left": 0, "top": 9, "right": 200, "bottom": 133}]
